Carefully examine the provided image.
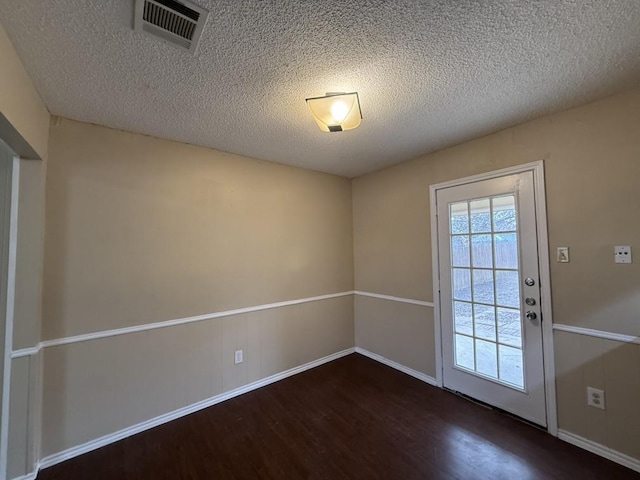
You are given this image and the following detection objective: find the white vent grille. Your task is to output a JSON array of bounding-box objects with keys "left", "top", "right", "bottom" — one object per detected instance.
[{"left": 134, "top": 0, "right": 208, "bottom": 53}]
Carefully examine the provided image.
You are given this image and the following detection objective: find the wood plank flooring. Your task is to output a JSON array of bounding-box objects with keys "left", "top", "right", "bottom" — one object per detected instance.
[{"left": 38, "top": 353, "right": 640, "bottom": 479}]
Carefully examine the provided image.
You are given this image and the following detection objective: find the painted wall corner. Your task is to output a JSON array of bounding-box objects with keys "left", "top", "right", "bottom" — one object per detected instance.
[{"left": 0, "top": 19, "right": 50, "bottom": 160}]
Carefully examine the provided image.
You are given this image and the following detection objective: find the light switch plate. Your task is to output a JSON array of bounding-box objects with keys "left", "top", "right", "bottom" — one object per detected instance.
[
  {"left": 557, "top": 247, "right": 570, "bottom": 263},
  {"left": 234, "top": 349, "right": 243, "bottom": 364},
  {"left": 614, "top": 246, "right": 632, "bottom": 264}
]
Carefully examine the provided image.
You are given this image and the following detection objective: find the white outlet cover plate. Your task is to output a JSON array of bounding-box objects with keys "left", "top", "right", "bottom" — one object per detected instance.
[
  {"left": 587, "top": 387, "right": 606, "bottom": 410},
  {"left": 614, "top": 245, "right": 632, "bottom": 264}
]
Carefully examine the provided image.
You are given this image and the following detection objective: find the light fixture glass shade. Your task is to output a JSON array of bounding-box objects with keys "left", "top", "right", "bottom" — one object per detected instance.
[{"left": 306, "top": 92, "right": 362, "bottom": 132}]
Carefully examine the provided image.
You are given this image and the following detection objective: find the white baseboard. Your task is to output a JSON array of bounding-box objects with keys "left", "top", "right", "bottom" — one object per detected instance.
[
  {"left": 32, "top": 347, "right": 355, "bottom": 473},
  {"left": 11, "top": 473, "right": 37, "bottom": 480},
  {"left": 558, "top": 429, "right": 640, "bottom": 473},
  {"left": 355, "top": 347, "right": 437, "bottom": 386}
]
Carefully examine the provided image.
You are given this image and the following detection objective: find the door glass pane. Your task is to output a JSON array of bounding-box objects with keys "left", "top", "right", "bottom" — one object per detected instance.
[
  {"left": 451, "top": 235, "right": 470, "bottom": 267},
  {"left": 475, "top": 339, "right": 498, "bottom": 378},
  {"left": 472, "top": 269, "right": 494, "bottom": 304},
  {"left": 497, "top": 307, "right": 522, "bottom": 347},
  {"left": 449, "top": 195, "right": 525, "bottom": 390},
  {"left": 495, "top": 270, "right": 520, "bottom": 308},
  {"left": 474, "top": 304, "right": 496, "bottom": 341},
  {"left": 492, "top": 196, "right": 517, "bottom": 232},
  {"left": 450, "top": 202, "right": 469, "bottom": 234},
  {"left": 454, "top": 301, "right": 473, "bottom": 335},
  {"left": 471, "top": 234, "right": 492, "bottom": 268},
  {"left": 470, "top": 199, "right": 491, "bottom": 233},
  {"left": 499, "top": 345, "right": 524, "bottom": 387},
  {"left": 455, "top": 334, "right": 474, "bottom": 370},
  {"left": 453, "top": 268, "right": 471, "bottom": 301},
  {"left": 495, "top": 233, "right": 518, "bottom": 269}
]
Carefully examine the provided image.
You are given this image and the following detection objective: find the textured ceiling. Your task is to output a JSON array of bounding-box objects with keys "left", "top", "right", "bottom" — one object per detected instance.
[{"left": 1, "top": 1, "right": 640, "bottom": 177}]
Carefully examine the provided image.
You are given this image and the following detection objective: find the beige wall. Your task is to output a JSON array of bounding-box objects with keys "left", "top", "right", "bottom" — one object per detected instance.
[
  {"left": 0, "top": 19, "right": 49, "bottom": 480},
  {"left": 41, "top": 118, "right": 355, "bottom": 457},
  {"left": 0, "top": 20, "right": 48, "bottom": 350},
  {"left": 14, "top": 160, "right": 46, "bottom": 350},
  {"left": 44, "top": 119, "right": 353, "bottom": 340},
  {"left": 352, "top": 87, "right": 640, "bottom": 457},
  {"left": 0, "top": 20, "right": 49, "bottom": 160}
]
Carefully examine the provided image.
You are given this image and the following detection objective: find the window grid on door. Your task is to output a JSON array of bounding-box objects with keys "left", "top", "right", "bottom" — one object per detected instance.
[{"left": 449, "top": 195, "right": 524, "bottom": 389}]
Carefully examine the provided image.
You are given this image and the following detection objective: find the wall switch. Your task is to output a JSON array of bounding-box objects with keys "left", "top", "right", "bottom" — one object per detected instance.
[
  {"left": 587, "top": 387, "right": 605, "bottom": 410},
  {"left": 234, "top": 349, "right": 243, "bottom": 364},
  {"left": 557, "top": 247, "right": 570, "bottom": 263},
  {"left": 614, "top": 246, "right": 632, "bottom": 264}
]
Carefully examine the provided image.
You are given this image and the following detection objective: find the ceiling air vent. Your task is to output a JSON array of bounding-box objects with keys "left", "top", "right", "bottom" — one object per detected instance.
[{"left": 134, "top": 0, "right": 208, "bottom": 53}]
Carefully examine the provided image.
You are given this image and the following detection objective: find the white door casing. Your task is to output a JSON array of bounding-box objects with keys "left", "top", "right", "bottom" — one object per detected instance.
[
  {"left": 0, "top": 149, "right": 19, "bottom": 480},
  {"left": 430, "top": 161, "right": 557, "bottom": 433}
]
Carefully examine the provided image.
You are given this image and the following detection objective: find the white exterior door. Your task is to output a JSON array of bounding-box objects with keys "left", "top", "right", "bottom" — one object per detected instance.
[{"left": 436, "top": 171, "right": 546, "bottom": 426}]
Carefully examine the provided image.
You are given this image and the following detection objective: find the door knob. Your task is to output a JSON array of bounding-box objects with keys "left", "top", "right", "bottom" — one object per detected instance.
[{"left": 525, "top": 311, "right": 537, "bottom": 321}]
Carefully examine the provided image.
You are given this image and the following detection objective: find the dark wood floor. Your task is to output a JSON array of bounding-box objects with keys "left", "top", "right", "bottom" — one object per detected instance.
[{"left": 39, "top": 353, "right": 640, "bottom": 480}]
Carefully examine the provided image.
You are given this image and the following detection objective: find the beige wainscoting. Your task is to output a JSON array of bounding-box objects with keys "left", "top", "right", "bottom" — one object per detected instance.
[
  {"left": 41, "top": 295, "right": 354, "bottom": 459},
  {"left": 555, "top": 330, "right": 640, "bottom": 462},
  {"left": 8, "top": 357, "right": 29, "bottom": 480},
  {"left": 8, "top": 353, "right": 40, "bottom": 480},
  {"left": 354, "top": 294, "right": 435, "bottom": 378}
]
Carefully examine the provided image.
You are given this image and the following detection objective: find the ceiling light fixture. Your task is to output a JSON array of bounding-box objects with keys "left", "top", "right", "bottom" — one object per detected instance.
[{"left": 305, "top": 92, "right": 362, "bottom": 132}]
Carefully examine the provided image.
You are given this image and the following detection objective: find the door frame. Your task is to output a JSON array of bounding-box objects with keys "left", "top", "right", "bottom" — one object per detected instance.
[
  {"left": 429, "top": 160, "right": 557, "bottom": 436},
  {"left": 0, "top": 154, "right": 19, "bottom": 480}
]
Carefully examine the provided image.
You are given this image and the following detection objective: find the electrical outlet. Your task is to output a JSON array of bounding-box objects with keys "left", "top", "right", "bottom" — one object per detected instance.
[
  {"left": 614, "top": 246, "right": 632, "bottom": 264},
  {"left": 557, "top": 247, "right": 570, "bottom": 263},
  {"left": 234, "top": 349, "right": 243, "bottom": 365},
  {"left": 587, "top": 387, "right": 605, "bottom": 410}
]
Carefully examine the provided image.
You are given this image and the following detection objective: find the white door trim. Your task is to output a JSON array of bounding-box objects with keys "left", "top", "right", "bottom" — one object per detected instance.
[
  {"left": 0, "top": 156, "right": 20, "bottom": 480},
  {"left": 429, "top": 160, "right": 557, "bottom": 436}
]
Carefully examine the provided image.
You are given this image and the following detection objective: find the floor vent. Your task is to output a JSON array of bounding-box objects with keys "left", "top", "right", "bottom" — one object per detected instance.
[{"left": 134, "top": 0, "right": 208, "bottom": 53}]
